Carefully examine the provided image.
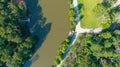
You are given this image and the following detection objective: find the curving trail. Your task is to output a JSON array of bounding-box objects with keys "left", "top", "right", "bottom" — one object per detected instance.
[
  {"left": 57, "top": 0, "right": 102, "bottom": 67},
  {"left": 114, "top": 0, "right": 120, "bottom": 7}
]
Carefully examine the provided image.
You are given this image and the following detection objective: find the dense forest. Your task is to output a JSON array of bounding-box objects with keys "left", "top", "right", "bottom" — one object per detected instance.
[
  {"left": 62, "top": 29, "right": 120, "bottom": 67},
  {"left": 0, "top": 0, "right": 38, "bottom": 67}
]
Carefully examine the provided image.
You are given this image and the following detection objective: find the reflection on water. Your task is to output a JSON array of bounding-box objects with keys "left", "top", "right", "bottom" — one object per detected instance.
[
  {"left": 24, "top": 0, "right": 70, "bottom": 67},
  {"left": 25, "top": 0, "right": 52, "bottom": 50}
]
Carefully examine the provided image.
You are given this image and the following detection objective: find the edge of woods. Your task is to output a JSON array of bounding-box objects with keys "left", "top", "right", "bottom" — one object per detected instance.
[{"left": 52, "top": 0, "right": 76, "bottom": 66}]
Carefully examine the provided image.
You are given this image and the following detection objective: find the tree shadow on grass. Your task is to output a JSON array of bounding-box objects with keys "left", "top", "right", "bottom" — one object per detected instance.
[
  {"left": 23, "top": 0, "right": 52, "bottom": 67},
  {"left": 80, "top": 15, "right": 84, "bottom": 20},
  {"left": 102, "top": 23, "right": 120, "bottom": 32},
  {"left": 78, "top": 3, "right": 84, "bottom": 20},
  {"left": 74, "top": 5, "right": 84, "bottom": 24},
  {"left": 78, "top": 3, "right": 83, "bottom": 11}
]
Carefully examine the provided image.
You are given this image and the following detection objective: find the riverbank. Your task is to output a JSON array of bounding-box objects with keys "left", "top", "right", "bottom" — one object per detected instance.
[
  {"left": 24, "top": 0, "right": 70, "bottom": 67},
  {"left": 57, "top": 0, "right": 120, "bottom": 67},
  {"left": 57, "top": 0, "right": 102, "bottom": 66}
]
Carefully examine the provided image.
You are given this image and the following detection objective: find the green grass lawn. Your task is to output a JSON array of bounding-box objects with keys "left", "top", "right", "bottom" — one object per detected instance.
[{"left": 78, "top": 0, "right": 103, "bottom": 28}]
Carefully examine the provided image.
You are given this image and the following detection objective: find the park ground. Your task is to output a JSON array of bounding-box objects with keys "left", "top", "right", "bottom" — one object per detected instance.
[{"left": 78, "top": 0, "right": 103, "bottom": 28}]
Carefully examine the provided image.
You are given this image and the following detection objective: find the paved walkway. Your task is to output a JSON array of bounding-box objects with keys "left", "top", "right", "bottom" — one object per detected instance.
[
  {"left": 57, "top": 0, "right": 102, "bottom": 67},
  {"left": 71, "top": 0, "right": 102, "bottom": 45},
  {"left": 57, "top": 0, "right": 120, "bottom": 67},
  {"left": 114, "top": 0, "right": 120, "bottom": 7}
]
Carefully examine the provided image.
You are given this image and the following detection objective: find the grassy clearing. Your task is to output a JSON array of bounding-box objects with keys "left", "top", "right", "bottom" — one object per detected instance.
[{"left": 78, "top": 0, "right": 103, "bottom": 28}]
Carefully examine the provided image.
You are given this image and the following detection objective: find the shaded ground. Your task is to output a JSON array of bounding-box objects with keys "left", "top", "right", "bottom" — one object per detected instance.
[{"left": 102, "top": 23, "right": 120, "bottom": 32}]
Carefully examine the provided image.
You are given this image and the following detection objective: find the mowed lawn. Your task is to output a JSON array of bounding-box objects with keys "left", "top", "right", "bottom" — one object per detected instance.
[{"left": 78, "top": 0, "right": 103, "bottom": 28}]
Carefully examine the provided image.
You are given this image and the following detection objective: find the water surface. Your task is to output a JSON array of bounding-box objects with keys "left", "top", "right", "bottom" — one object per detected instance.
[{"left": 28, "top": 0, "right": 70, "bottom": 67}]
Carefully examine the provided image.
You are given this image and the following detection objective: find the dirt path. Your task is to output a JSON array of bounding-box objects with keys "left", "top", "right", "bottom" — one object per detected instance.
[{"left": 114, "top": 0, "right": 120, "bottom": 7}]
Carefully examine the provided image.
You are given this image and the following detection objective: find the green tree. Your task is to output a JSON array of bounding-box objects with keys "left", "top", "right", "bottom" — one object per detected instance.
[
  {"left": 0, "top": 1, "right": 38, "bottom": 67},
  {"left": 103, "top": 0, "right": 114, "bottom": 8},
  {"left": 99, "top": 32, "right": 112, "bottom": 39}
]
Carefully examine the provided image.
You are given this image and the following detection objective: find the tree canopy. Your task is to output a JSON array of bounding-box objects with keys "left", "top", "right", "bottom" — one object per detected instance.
[
  {"left": 62, "top": 29, "right": 120, "bottom": 67},
  {"left": 0, "top": 0, "right": 38, "bottom": 67}
]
